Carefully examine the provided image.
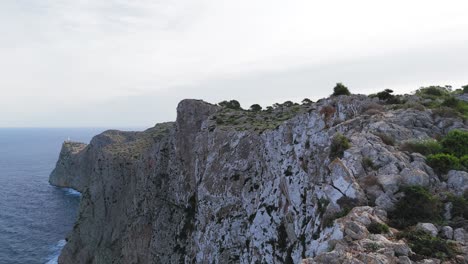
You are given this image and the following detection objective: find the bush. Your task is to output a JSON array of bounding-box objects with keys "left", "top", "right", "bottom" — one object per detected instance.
[
  {"left": 460, "top": 155, "right": 468, "bottom": 170},
  {"left": 399, "top": 139, "right": 442, "bottom": 156},
  {"left": 219, "top": 100, "right": 242, "bottom": 110},
  {"left": 432, "top": 107, "right": 461, "bottom": 118},
  {"left": 426, "top": 153, "right": 460, "bottom": 174},
  {"left": 463, "top": 85, "right": 468, "bottom": 94},
  {"left": 332, "top": 83, "right": 351, "bottom": 96},
  {"left": 367, "top": 222, "right": 389, "bottom": 234},
  {"left": 302, "top": 98, "right": 312, "bottom": 105},
  {"left": 390, "top": 186, "right": 442, "bottom": 228},
  {"left": 447, "top": 194, "right": 468, "bottom": 219},
  {"left": 374, "top": 132, "right": 395, "bottom": 146},
  {"left": 249, "top": 104, "right": 262, "bottom": 112},
  {"left": 441, "top": 97, "right": 459, "bottom": 108},
  {"left": 441, "top": 130, "right": 468, "bottom": 157},
  {"left": 329, "top": 133, "right": 351, "bottom": 159},
  {"left": 416, "top": 86, "right": 450, "bottom": 97},
  {"left": 362, "top": 157, "right": 377, "bottom": 171},
  {"left": 398, "top": 229, "right": 458, "bottom": 260}
]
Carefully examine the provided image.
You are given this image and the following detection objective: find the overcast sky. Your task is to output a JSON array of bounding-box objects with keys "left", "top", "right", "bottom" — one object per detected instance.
[{"left": 1, "top": 0, "right": 468, "bottom": 128}]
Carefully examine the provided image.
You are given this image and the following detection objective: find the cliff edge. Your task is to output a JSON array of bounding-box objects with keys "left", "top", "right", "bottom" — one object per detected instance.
[{"left": 50, "top": 91, "right": 468, "bottom": 263}]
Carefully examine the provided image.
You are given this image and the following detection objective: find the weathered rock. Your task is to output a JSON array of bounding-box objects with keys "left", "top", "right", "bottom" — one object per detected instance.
[
  {"left": 440, "top": 226, "right": 454, "bottom": 240},
  {"left": 447, "top": 170, "right": 468, "bottom": 196},
  {"left": 47, "top": 96, "right": 468, "bottom": 264},
  {"left": 415, "top": 223, "right": 438, "bottom": 237},
  {"left": 454, "top": 228, "right": 467, "bottom": 243}
]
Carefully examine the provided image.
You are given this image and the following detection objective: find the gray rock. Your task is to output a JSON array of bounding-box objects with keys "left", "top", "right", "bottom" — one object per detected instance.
[
  {"left": 415, "top": 223, "right": 438, "bottom": 237},
  {"left": 454, "top": 228, "right": 467, "bottom": 243},
  {"left": 398, "top": 256, "right": 412, "bottom": 264},
  {"left": 440, "top": 226, "right": 453, "bottom": 240},
  {"left": 447, "top": 170, "right": 468, "bottom": 195},
  {"left": 46, "top": 96, "right": 468, "bottom": 264},
  {"left": 401, "top": 168, "right": 430, "bottom": 187},
  {"left": 375, "top": 193, "right": 395, "bottom": 211},
  {"left": 443, "top": 202, "right": 453, "bottom": 221}
]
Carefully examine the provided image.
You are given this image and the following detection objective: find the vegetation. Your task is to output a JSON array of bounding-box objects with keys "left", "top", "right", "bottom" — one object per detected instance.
[
  {"left": 367, "top": 222, "right": 389, "bottom": 234},
  {"left": 249, "top": 104, "right": 262, "bottom": 112},
  {"left": 461, "top": 155, "right": 468, "bottom": 170},
  {"left": 302, "top": 98, "right": 312, "bottom": 105},
  {"left": 362, "top": 157, "right": 377, "bottom": 171},
  {"left": 332, "top": 83, "right": 351, "bottom": 96},
  {"left": 389, "top": 186, "right": 442, "bottom": 228},
  {"left": 463, "top": 85, "right": 468, "bottom": 94},
  {"left": 399, "top": 139, "right": 442, "bottom": 156},
  {"left": 374, "top": 132, "right": 395, "bottom": 146},
  {"left": 369, "top": 89, "right": 403, "bottom": 104},
  {"left": 218, "top": 100, "right": 242, "bottom": 110},
  {"left": 329, "top": 133, "right": 351, "bottom": 160},
  {"left": 426, "top": 153, "right": 460, "bottom": 174},
  {"left": 398, "top": 229, "right": 458, "bottom": 260},
  {"left": 446, "top": 194, "right": 468, "bottom": 220},
  {"left": 441, "top": 130, "right": 468, "bottom": 157}
]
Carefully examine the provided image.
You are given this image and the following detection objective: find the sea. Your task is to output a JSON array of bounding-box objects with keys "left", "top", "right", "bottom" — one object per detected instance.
[{"left": 0, "top": 128, "right": 134, "bottom": 264}]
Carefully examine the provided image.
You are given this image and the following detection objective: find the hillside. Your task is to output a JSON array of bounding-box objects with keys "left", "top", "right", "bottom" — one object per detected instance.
[{"left": 50, "top": 86, "right": 468, "bottom": 263}]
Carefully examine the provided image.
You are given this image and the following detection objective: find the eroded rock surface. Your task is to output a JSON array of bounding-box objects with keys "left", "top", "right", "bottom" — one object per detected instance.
[{"left": 49, "top": 96, "right": 468, "bottom": 263}]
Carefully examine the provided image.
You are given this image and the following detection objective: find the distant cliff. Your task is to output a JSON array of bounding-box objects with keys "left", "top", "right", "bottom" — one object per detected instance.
[{"left": 50, "top": 91, "right": 468, "bottom": 263}]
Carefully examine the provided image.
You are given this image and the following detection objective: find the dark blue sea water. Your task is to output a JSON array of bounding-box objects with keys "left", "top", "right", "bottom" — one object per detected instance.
[{"left": 0, "top": 128, "right": 113, "bottom": 264}]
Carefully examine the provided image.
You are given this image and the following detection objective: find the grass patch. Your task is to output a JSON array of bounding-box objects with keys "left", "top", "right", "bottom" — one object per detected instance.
[
  {"left": 399, "top": 139, "right": 442, "bottom": 156},
  {"left": 367, "top": 222, "right": 389, "bottom": 234},
  {"left": 329, "top": 133, "right": 351, "bottom": 160},
  {"left": 398, "top": 229, "right": 458, "bottom": 261}
]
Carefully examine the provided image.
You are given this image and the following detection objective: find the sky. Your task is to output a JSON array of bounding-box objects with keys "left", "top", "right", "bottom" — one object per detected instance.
[{"left": 1, "top": 0, "right": 468, "bottom": 128}]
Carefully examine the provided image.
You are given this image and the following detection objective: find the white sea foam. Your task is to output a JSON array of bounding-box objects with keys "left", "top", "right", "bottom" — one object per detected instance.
[
  {"left": 63, "top": 188, "right": 81, "bottom": 196},
  {"left": 45, "top": 239, "right": 66, "bottom": 264}
]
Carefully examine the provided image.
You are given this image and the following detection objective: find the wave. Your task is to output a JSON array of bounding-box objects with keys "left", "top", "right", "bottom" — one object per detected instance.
[
  {"left": 45, "top": 239, "right": 66, "bottom": 264},
  {"left": 63, "top": 188, "right": 81, "bottom": 196}
]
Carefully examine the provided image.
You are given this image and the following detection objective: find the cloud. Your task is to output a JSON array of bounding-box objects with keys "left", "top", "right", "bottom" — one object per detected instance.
[{"left": 0, "top": 0, "right": 467, "bottom": 127}]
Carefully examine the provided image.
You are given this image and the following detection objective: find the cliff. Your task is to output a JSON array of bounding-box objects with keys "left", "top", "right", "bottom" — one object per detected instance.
[{"left": 50, "top": 94, "right": 468, "bottom": 263}]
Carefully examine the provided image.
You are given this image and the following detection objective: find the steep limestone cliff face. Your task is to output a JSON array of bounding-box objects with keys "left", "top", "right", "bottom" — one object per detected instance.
[{"left": 50, "top": 96, "right": 468, "bottom": 263}]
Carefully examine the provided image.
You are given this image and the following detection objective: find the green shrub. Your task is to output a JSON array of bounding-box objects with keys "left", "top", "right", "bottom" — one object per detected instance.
[
  {"left": 362, "top": 157, "right": 378, "bottom": 171},
  {"left": 432, "top": 107, "right": 461, "bottom": 118},
  {"left": 460, "top": 155, "right": 468, "bottom": 170},
  {"left": 463, "top": 85, "right": 468, "bottom": 94},
  {"left": 399, "top": 139, "right": 442, "bottom": 156},
  {"left": 416, "top": 86, "right": 450, "bottom": 97},
  {"left": 447, "top": 194, "right": 468, "bottom": 219},
  {"left": 219, "top": 100, "right": 242, "bottom": 110},
  {"left": 441, "top": 97, "right": 459, "bottom": 108},
  {"left": 332, "top": 83, "right": 351, "bottom": 96},
  {"left": 441, "top": 130, "right": 468, "bottom": 157},
  {"left": 249, "top": 104, "right": 262, "bottom": 112},
  {"left": 398, "top": 229, "right": 458, "bottom": 260},
  {"left": 426, "top": 153, "right": 460, "bottom": 174},
  {"left": 374, "top": 132, "right": 395, "bottom": 146},
  {"left": 329, "top": 133, "right": 351, "bottom": 159},
  {"left": 367, "top": 222, "right": 389, "bottom": 234},
  {"left": 390, "top": 186, "right": 442, "bottom": 228},
  {"left": 302, "top": 98, "right": 312, "bottom": 105}
]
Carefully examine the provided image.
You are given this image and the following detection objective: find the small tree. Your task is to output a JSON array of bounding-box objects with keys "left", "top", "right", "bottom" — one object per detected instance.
[
  {"left": 302, "top": 98, "right": 312, "bottom": 105},
  {"left": 249, "top": 104, "right": 262, "bottom": 112},
  {"left": 462, "top": 85, "right": 468, "bottom": 94},
  {"left": 283, "top": 101, "right": 294, "bottom": 107},
  {"left": 218, "top": 100, "right": 242, "bottom": 110},
  {"left": 332, "top": 83, "right": 351, "bottom": 96}
]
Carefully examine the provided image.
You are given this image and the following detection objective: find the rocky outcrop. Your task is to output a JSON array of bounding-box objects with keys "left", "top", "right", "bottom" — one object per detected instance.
[{"left": 50, "top": 95, "right": 468, "bottom": 263}]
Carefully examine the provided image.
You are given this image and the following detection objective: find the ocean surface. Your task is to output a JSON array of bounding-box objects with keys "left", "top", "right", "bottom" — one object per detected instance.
[{"left": 0, "top": 128, "right": 133, "bottom": 264}]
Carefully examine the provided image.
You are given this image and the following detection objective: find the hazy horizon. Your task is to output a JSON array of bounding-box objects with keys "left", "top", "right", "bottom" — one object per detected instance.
[{"left": 1, "top": 0, "right": 468, "bottom": 128}]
